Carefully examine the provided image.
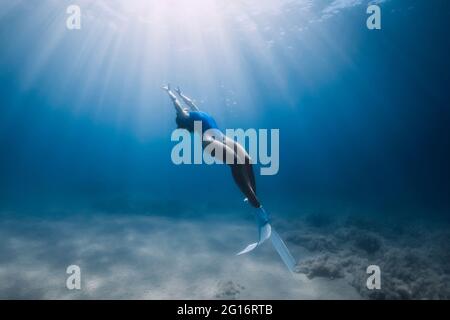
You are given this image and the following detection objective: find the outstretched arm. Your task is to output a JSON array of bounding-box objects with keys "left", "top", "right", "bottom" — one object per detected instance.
[
  {"left": 162, "top": 84, "right": 188, "bottom": 117},
  {"left": 176, "top": 86, "right": 200, "bottom": 111}
]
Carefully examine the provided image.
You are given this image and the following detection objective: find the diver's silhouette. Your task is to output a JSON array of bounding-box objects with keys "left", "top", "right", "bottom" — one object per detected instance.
[{"left": 163, "top": 84, "right": 296, "bottom": 271}]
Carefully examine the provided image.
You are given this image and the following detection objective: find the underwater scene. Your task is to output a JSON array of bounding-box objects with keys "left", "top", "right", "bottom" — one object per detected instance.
[{"left": 0, "top": 0, "right": 449, "bottom": 299}]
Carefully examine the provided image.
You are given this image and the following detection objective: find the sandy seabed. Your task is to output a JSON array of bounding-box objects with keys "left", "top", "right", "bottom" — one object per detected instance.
[{"left": 0, "top": 210, "right": 448, "bottom": 299}]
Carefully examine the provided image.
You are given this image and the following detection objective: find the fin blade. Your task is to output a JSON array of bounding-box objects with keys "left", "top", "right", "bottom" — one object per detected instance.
[
  {"left": 237, "top": 242, "right": 258, "bottom": 255},
  {"left": 259, "top": 222, "right": 271, "bottom": 244},
  {"left": 270, "top": 229, "right": 296, "bottom": 272}
]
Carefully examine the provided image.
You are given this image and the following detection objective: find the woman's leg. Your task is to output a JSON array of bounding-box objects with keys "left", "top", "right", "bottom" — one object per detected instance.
[
  {"left": 223, "top": 136, "right": 257, "bottom": 195},
  {"left": 203, "top": 135, "right": 260, "bottom": 208},
  {"left": 230, "top": 163, "right": 261, "bottom": 208}
]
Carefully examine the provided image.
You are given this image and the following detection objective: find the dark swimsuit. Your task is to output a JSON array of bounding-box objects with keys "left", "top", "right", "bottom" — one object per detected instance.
[{"left": 176, "top": 111, "right": 218, "bottom": 133}]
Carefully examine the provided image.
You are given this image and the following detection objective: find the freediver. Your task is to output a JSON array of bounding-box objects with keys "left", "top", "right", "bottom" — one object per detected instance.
[{"left": 163, "top": 84, "right": 296, "bottom": 272}]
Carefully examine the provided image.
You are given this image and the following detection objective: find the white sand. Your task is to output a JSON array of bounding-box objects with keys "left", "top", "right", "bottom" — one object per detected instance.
[{"left": 0, "top": 213, "right": 361, "bottom": 299}]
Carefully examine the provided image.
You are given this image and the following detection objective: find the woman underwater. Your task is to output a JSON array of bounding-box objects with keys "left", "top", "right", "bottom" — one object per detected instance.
[{"left": 163, "top": 84, "right": 296, "bottom": 272}]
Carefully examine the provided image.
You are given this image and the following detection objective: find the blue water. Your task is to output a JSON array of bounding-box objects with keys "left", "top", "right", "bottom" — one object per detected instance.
[{"left": 0, "top": 0, "right": 449, "bottom": 299}]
